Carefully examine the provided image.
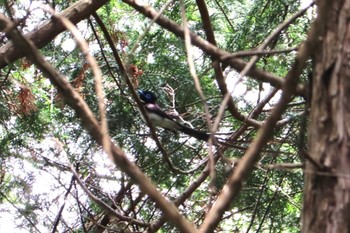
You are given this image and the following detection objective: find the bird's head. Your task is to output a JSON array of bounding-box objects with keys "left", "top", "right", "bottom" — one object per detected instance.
[{"left": 137, "top": 89, "right": 158, "bottom": 103}]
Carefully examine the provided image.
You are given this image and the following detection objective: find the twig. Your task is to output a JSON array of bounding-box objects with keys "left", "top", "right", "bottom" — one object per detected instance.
[
  {"left": 92, "top": 12, "right": 200, "bottom": 175},
  {"left": 42, "top": 5, "right": 111, "bottom": 160},
  {"left": 222, "top": 47, "right": 297, "bottom": 59},
  {"left": 121, "top": 0, "right": 307, "bottom": 98},
  {"left": 51, "top": 174, "right": 75, "bottom": 233},
  {"left": 0, "top": 13, "right": 199, "bottom": 233},
  {"left": 179, "top": 0, "right": 217, "bottom": 194},
  {"left": 0, "top": 191, "right": 42, "bottom": 233},
  {"left": 129, "top": 0, "right": 174, "bottom": 55},
  {"left": 69, "top": 165, "right": 148, "bottom": 226},
  {"left": 199, "top": 2, "right": 319, "bottom": 231},
  {"left": 212, "top": 1, "right": 314, "bottom": 134},
  {"left": 0, "top": 66, "right": 11, "bottom": 90}
]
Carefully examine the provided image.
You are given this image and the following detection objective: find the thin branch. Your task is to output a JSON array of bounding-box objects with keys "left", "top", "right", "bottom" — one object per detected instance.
[
  {"left": 212, "top": 1, "right": 314, "bottom": 134},
  {"left": 92, "top": 12, "right": 197, "bottom": 174},
  {"left": 129, "top": 0, "right": 174, "bottom": 55},
  {"left": 256, "top": 176, "right": 286, "bottom": 232},
  {"left": 144, "top": 128, "right": 249, "bottom": 232},
  {"left": 87, "top": 17, "right": 125, "bottom": 94},
  {"left": 51, "top": 174, "right": 75, "bottom": 233},
  {"left": 259, "top": 163, "right": 303, "bottom": 170},
  {"left": 69, "top": 165, "right": 148, "bottom": 227},
  {"left": 0, "top": 191, "right": 42, "bottom": 233},
  {"left": 43, "top": 5, "right": 111, "bottom": 162},
  {"left": 0, "top": 66, "right": 11, "bottom": 90},
  {"left": 121, "top": 0, "right": 307, "bottom": 98},
  {"left": 199, "top": 0, "right": 322, "bottom": 230},
  {"left": 0, "top": 14, "right": 198, "bottom": 233},
  {"left": 223, "top": 47, "right": 297, "bottom": 59},
  {"left": 245, "top": 173, "right": 270, "bottom": 233},
  {"left": 180, "top": 0, "right": 217, "bottom": 194},
  {"left": 212, "top": 0, "right": 234, "bottom": 32}
]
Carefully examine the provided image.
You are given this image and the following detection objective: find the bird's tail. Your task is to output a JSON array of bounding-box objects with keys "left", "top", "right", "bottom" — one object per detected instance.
[
  {"left": 177, "top": 124, "right": 238, "bottom": 147},
  {"left": 177, "top": 124, "right": 210, "bottom": 141}
]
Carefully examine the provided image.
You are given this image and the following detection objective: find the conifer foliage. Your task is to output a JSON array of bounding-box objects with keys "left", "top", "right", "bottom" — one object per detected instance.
[{"left": 0, "top": 0, "right": 329, "bottom": 232}]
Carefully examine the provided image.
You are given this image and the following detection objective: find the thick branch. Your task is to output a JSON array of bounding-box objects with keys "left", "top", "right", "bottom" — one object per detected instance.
[
  {"left": 199, "top": 3, "right": 322, "bottom": 231},
  {"left": 195, "top": 0, "right": 262, "bottom": 128},
  {"left": 121, "top": 0, "right": 306, "bottom": 97},
  {"left": 0, "top": 0, "right": 109, "bottom": 69},
  {"left": 0, "top": 14, "right": 198, "bottom": 233}
]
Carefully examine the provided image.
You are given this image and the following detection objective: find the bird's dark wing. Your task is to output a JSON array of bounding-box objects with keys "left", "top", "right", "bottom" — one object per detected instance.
[{"left": 178, "top": 124, "right": 210, "bottom": 141}]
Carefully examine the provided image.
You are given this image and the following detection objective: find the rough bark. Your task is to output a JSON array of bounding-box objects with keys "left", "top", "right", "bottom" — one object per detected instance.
[{"left": 303, "top": 0, "right": 350, "bottom": 232}]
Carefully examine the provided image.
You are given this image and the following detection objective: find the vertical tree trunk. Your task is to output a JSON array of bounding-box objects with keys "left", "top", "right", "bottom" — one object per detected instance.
[{"left": 303, "top": 0, "right": 350, "bottom": 232}]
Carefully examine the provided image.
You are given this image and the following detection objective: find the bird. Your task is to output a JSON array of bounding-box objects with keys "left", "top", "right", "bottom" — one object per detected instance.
[{"left": 137, "top": 89, "right": 210, "bottom": 141}]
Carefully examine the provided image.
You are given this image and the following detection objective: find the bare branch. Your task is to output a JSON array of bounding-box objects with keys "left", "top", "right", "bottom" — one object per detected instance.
[
  {"left": 42, "top": 5, "right": 111, "bottom": 164},
  {"left": 69, "top": 165, "right": 148, "bottom": 226},
  {"left": 199, "top": 1, "right": 322, "bottom": 230},
  {"left": 0, "top": 14, "right": 199, "bottom": 233},
  {"left": 0, "top": 0, "right": 109, "bottom": 69},
  {"left": 121, "top": 0, "right": 307, "bottom": 98},
  {"left": 92, "top": 12, "right": 197, "bottom": 174}
]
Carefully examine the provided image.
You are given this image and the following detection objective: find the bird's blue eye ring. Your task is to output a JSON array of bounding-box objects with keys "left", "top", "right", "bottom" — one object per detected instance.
[{"left": 145, "top": 93, "right": 152, "bottom": 99}]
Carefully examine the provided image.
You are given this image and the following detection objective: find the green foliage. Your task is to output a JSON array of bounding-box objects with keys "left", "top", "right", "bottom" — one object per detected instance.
[{"left": 0, "top": 0, "right": 311, "bottom": 232}]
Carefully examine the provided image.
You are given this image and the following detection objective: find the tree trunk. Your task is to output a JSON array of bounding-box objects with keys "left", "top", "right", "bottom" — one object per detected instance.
[{"left": 303, "top": 0, "right": 350, "bottom": 232}]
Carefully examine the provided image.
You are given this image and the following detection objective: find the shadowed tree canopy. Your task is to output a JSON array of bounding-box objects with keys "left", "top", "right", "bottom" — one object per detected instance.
[{"left": 0, "top": 0, "right": 343, "bottom": 232}]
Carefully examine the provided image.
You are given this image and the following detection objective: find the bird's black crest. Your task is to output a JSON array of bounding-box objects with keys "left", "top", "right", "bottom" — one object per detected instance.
[{"left": 138, "top": 90, "right": 158, "bottom": 103}]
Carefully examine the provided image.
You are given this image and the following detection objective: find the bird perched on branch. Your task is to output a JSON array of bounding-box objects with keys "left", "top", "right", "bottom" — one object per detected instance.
[{"left": 137, "top": 89, "right": 210, "bottom": 141}]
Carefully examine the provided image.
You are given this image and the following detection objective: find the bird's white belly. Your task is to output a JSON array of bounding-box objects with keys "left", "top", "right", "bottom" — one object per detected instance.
[{"left": 147, "top": 112, "right": 178, "bottom": 130}]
